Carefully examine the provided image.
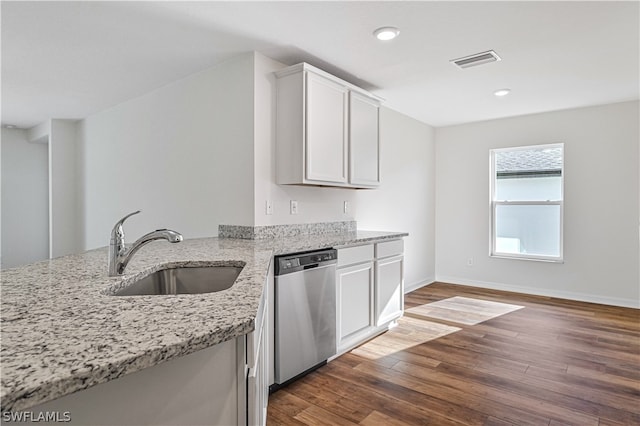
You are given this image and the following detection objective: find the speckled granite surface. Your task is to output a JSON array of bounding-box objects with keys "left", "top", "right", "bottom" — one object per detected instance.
[
  {"left": 259, "top": 229, "right": 408, "bottom": 255},
  {"left": 0, "top": 231, "right": 406, "bottom": 412},
  {"left": 218, "top": 221, "right": 357, "bottom": 239},
  {"left": 0, "top": 238, "right": 271, "bottom": 412}
]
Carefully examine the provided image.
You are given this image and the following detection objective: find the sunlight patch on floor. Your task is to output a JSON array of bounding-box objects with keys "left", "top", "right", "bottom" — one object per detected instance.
[
  {"left": 351, "top": 316, "right": 461, "bottom": 360},
  {"left": 406, "top": 296, "right": 524, "bottom": 325}
]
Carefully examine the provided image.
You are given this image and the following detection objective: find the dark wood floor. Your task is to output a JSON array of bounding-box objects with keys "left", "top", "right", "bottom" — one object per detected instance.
[{"left": 267, "top": 282, "right": 640, "bottom": 425}]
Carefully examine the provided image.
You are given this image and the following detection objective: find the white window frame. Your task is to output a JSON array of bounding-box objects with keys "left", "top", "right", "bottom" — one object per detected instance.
[{"left": 489, "top": 143, "right": 564, "bottom": 262}]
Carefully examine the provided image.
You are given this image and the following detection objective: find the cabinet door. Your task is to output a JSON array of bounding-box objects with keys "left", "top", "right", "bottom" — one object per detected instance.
[
  {"left": 247, "top": 332, "right": 266, "bottom": 426},
  {"left": 349, "top": 92, "right": 380, "bottom": 187},
  {"left": 337, "top": 262, "right": 374, "bottom": 352},
  {"left": 375, "top": 255, "right": 404, "bottom": 326},
  {"left": 247, "top": 291, "right": 268, "bottom": 426},
  {"left": 305, "top": 72, "right": 348, "bottom": 184}
]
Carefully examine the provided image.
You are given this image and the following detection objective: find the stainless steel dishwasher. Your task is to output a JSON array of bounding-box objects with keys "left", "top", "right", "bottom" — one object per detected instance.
[{"left": 274, "top": 248, "right": 337, "bottom": 386}]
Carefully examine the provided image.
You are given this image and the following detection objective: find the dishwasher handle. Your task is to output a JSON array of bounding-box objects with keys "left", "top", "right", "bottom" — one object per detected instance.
[{"left": 303, "top": 263, "right": 321, "bottom": 270}]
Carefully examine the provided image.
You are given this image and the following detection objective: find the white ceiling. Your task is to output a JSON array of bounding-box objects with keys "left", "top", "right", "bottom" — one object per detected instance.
[{"left": 2, "top": 1, "right": 638, "bottom": 129}]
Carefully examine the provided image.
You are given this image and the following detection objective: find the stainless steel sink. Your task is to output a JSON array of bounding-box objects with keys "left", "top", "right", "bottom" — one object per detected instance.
[{"left": 114, "top": 266, "right": 243, "bottom": 296}]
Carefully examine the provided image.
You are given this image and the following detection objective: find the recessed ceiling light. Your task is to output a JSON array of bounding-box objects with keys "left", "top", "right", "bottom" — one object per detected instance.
[
  {"left": 494, "top": 89, "right": 511, "bottom": 97},
  {"left": 373, "top": 27, "right": 400, "bottom": 41},
  {"left": 2, "top": 124, "right": 17, "bottom": 129}
]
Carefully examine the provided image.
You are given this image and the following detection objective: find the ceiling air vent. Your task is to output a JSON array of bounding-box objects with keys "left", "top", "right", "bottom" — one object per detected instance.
[{"left": 450, "top": 50, "right": 501, "bottom": 69}]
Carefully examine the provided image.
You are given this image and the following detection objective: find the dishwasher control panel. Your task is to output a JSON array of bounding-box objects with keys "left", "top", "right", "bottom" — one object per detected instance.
[
  {"left": 275, "top": 249, "right": 337, "bottom": 275},
  {"left": 280, "top": 258, "right": 300, "bottom": 270}
]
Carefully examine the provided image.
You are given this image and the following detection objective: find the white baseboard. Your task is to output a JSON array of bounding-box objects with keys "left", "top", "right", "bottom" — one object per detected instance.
[
  {"left": 404, "top": 276, "right": 435, "bottom": 294},
  {"left": 435, "top": 275, "right": 639, "bottom": 309}
]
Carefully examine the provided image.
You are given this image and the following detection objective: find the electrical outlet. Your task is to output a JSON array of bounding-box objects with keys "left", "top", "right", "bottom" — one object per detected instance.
[
  {"left": 467, "top": 258, "right": 474, "bottom": 267},
  {"left": 343, "top": 201, "right": 349, "bottom": 214},
  {"left": 290, "top": 200, "right": 298, "bottom": 215},
  {"left": 265, "top": 200, "right": 273, "bottom": 215}
]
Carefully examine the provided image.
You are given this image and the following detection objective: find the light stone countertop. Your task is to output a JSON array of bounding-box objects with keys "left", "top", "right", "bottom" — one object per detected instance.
[
  {"left": 0, "top": 231, "right": 406, "bottom": 412},
  {"left": 259, "top": 229, "right": 409, "bottom": 255}
]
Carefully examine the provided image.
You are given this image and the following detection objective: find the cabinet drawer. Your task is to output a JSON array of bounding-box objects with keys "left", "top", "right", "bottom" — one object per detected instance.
[
  {"left": 376, "top": 239, "right": 404, "bottom": 259},
  {"left": 337, "top": 244, "right": 374, "bottom": 267}
]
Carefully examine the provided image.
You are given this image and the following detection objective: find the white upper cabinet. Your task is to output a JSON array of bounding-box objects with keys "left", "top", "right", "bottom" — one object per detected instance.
[
  {"left": 305, "top": 72, "right": 349, "bottom": 184},
  {"left": 275, "top": 63, "right": 381, "bottom": 189},
  {"left": 349, "top": 92, "right": 380, "bottom": 187}
]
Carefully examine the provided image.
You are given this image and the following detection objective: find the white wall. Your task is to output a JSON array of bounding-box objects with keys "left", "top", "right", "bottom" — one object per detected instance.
[
  {"left": 252, "top": 52, "right": 358, "bottom": 226},
  {"left": 78, "top": 53, "right": 255, "bottom": 250},
  {"left": 1, "top": 128, "right": 49, "bottom": 268},
  {"left": 357, "top": 107, "right": 436, "bottom": 291},
  {"left": 435, "top": 101, "right": 640, "bottom": 307},
  {"left": 50, "top": 119, "right": 80, "bottom": 257}
]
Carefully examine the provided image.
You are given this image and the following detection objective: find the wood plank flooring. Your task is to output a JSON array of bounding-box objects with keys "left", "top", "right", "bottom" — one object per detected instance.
[{"left": 267, "top": 282, "right": 640, "bottom": 425}]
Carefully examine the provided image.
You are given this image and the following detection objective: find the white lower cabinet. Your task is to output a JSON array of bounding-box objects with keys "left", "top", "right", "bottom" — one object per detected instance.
[
  {"left": 375, "top": 255, "right": 404, "bottom": 326},
  {"left": 375, "top": 240, "right": 405, "bottom": 326},
  {"left": 337, "top": 261, "right": 375, "bottom": 352},
  {"left": 24, "top": 338, "right": 247, "bottom": 426},
  {"left": 336, "top": 239, "right": 404, "bottom": 355}
]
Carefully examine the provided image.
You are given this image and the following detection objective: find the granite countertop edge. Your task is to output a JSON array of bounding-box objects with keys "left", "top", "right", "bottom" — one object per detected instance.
[{"left": 0, "top": 230, "right": 406, "bottom": 412}]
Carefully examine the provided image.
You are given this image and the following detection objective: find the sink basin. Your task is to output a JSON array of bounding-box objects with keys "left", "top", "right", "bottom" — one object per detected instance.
[{"left": 114, "top": 266, "right": 243, "bottom": 296}]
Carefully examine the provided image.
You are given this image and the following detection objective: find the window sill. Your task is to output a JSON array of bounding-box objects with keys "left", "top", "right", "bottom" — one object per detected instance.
[{"left": 490, "top": 253, "right": 564, "bottom": 264}]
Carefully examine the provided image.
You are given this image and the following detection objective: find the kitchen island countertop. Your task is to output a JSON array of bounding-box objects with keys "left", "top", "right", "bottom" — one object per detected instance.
[{"left": 0, "top": 230, "right": 406, "bottom": 411}]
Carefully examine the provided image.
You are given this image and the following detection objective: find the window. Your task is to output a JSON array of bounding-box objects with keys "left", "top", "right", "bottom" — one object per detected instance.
[{"left": 490, "top": 144, "right": 564, "bottom": 261}]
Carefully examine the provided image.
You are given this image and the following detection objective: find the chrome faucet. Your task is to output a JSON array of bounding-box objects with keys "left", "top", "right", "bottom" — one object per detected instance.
[{"left": 108, "top": 210, "right": 183, "bottom": 276}]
